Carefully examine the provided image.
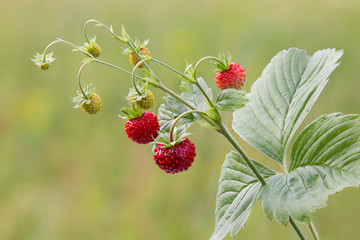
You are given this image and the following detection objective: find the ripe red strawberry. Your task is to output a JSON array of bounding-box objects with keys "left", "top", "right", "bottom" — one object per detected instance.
[
  {"left": 125, "top": 111, "right": 159, "bottom": 144},
  {"left": 153, "top": 138, "right": 196, "bottom": 174},
  {"left": 215, "top": 63, "right": 246, "bottom": 90}
]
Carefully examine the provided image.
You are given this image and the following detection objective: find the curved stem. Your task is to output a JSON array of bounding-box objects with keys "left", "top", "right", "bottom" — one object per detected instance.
[
  {"left": 131, "top": 59, "right": 150, "bottom": 95},
  {"left": 77, "top": 63, "right": 88, "bottom": 99},
  {"left": 42, "top": 39, "right": 62, "bottom": 62},
  {"left": 84, "top": 20, "right": 92, "bottom": 43},
  {"left": 55, "top": 38, "right": 93, "bottom": 58},
  {"left": 308, "top": 221, "right": 320, "bottom": 240},
  {"left": 84, "top": 19, "right": 127, "bottom": 43},
  {"left": 169, "top": 110, "right": 207, "bottom": 142},
  {"left": 193, "top": 56, "right": 222, "bottom": 79}
]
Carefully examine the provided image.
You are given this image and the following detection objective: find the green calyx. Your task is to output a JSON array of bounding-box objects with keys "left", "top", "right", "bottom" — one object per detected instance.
[
  {"left": 72, "top": 83, "right": 97, "bottom": 108},
  {"left": 31, "top": 52, "right": 56, "bottom": 70},
  {"left": 154, "top": 128, "right": 190, "bottom": 149},
  {"left": 135, "top": 89, "right": 155, "bottom": 109},
  {"left": 119, "top": 107, "right": 145, "bottom": 120},
  {"left": 213, "top": 53, "right": 232, "bottom": 72}
]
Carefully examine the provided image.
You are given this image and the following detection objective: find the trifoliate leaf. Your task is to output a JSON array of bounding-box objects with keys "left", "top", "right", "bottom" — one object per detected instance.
[{"left": 216, "top": 89, "right": 247, "bottom": 112}]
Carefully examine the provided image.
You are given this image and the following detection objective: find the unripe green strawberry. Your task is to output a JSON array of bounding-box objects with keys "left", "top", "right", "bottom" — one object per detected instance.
[
  {"left": 135, "top": 90, "right": 155, "bottom": 109},
  {"left": 81, "top": 93, "right": 102, "bottom": 114},
  {"left": 83, "top": 38, "right": 101, "bottom": 58},
  {"left": 87, "top": 44, "right": 101, "bottom": 58},
  {"left": 72, "top": 84, "right": 101, "bottom": 115},
  {"left": 129, "top": 47, "right": 151, "bottom": 68},
  {"left": 38, "top": 63, "right": 50, "bottom": 70},
  {"left": 31, "top": 52, "right": 55, "bottom": 70}
]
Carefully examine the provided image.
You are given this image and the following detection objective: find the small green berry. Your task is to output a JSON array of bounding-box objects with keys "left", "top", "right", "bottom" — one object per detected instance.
[
  {"left": 136, "top": 90, "right": 155, "bottom": 109},
  {"left": 87, "top": 44, "right": 101, "bottom": 58},
  {"left": 38, "top": 62, "right": 50, "bottom": 70},
  {"left": 81, "top": 93, "right": 102, "bottom": 114}
]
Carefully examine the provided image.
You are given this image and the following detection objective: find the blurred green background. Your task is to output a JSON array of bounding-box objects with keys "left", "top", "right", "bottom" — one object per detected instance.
[{"left": 1, "top": 0, "right": 360, "bottom": 239}]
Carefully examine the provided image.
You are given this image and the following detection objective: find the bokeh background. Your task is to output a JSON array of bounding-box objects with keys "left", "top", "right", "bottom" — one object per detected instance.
[{"left": 1, "top": 0, "right": 360, "bottom": 239}]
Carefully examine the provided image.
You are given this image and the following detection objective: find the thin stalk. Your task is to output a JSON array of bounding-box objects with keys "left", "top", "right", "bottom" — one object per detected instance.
[
  {"left": 77, "top": 63, "right": 88, "bottom": 99},
  {"left": 92, "top": 58, "right": 142, "bottom": 79},
  {"left": 42, "top": 39, "right": 61, "bottom": 61},
  {"left": 217, "top": 121, "right": 267, "bottom": 185},
  {"left": 289, "top": 218, "right": 307, "bottom": 240},
  {"left": 308, "top": 221, "right": 320, "bottom": 240},
  {"left": 151, "top": 58, "right": 187, "bottom": 78},
  {"left": 195, "top": 81, "right": 215, "bottom": 108},
  {"left": 84, "top": 19, "right": 127, "bottom": 43},
  {"left": 157, "top": 83, "right": 195, "bottom": 110},
  {"left": 131, "top": 59, "right": 150, "bottom": 95},
  {"left": 169, "top": 110, "right": 208, "bottom": 142},
  {"left": 193, "top": 56, "right": 222, "bottom": 79}
]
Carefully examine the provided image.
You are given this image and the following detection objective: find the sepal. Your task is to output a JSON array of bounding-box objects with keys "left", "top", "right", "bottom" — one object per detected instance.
[
  {"left": 31, "top": 52, "right": 56, "bottom": 70},
  {"left": 212, "top": 53, "right": 232, "bottom": 72}
]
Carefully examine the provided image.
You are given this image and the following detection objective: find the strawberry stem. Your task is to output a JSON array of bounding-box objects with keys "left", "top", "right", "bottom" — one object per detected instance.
[
  {"left": 151, "top": 58, "right": 188, "bottom": 79},
  {"left": 193, "top": 56, "right": 222, "bottom": 80},
  {"left": 131, "top": 59, "right": 150, "bottom": 96},
  {"left": 77, "top": 63, "right": 89, "bottom": 99},
  {"left": 308, "top": 221, "right": 320, "bottom": 240},
  {"left": 84, "top": 19, "right": 127, "bottom": 44}
]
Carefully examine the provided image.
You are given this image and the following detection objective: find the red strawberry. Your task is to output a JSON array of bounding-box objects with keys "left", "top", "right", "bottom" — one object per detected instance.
[
  {"left": 153, "top": 138, "right": 196, "bottom": 174},
  {"left": 125, "top": 111, "right": 159, "bottom": 144},
  {"left": 215, "top": 63, "right": 246, "bottom": 90}
]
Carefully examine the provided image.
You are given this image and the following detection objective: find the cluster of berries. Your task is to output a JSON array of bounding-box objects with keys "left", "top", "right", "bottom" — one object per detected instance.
[
  {"left": 32, "top": 26, "right": 246, "bottom": 175},
  {"left": 122, "top": 43, "right": 197, "bottom": 174}
]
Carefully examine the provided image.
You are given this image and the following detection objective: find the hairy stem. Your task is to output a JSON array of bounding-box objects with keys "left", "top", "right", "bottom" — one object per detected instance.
[
  {"left": 289, "top": 218, "right": 307, "bottom": 240},
  {"left": 217, "top": 121, "right": 267, "bottom": 185},
  {"left": 308, "top": 221, "right": 320, "bottom": 240}
]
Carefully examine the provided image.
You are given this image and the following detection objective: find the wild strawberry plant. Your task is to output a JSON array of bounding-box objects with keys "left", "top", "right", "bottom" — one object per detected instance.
[{"left": 32, "top": 19, "right": 360, "bottom": 240}]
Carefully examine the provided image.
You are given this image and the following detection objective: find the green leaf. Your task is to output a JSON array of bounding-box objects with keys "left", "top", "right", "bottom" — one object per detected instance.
[
  {"left": 260, "top": 113, "right": 360, "bottom": 225},
  {"left": 233, "top": 48, "right": 343, "bottom": 163},
  {"left": 157, "top": 95, "right": 195, "bottom": 133},
  {"left": 180, "top": 77, "right": 213, "bottom": 112},
  {"left": 157, "top": 78, "right": 212, "bottom": 137},
  {"left": 211, "top": 151, "right": 275, "bottom": 240},
  {"left": 216, "top": 89, "right": 247, "bottom": 111}
]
